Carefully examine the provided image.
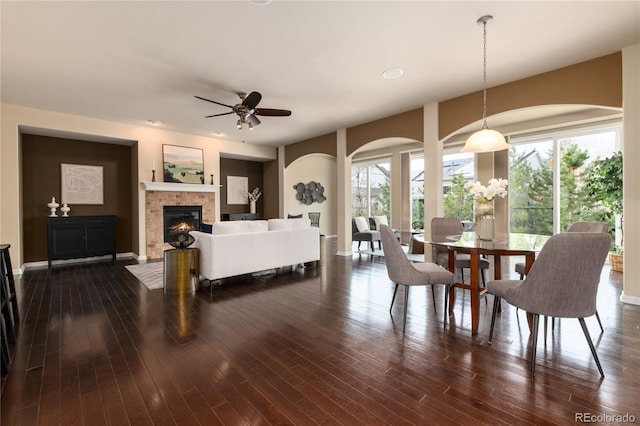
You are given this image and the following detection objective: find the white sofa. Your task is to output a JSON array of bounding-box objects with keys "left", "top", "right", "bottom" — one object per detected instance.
[{"left": 190, "top": 218, "right": 320, "bottom": 281}]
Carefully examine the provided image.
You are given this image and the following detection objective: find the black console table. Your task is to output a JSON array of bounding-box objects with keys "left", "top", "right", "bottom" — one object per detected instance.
[
  {"left": 222, "top": 213, "right": 261, "bottom": 221},
  {"left": 47, "top": 215, "right": 116, "bottom": 269}
]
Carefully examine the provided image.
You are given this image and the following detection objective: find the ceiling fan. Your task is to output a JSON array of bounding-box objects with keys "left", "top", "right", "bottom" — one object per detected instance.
[{"left": 195, "top": 91, "right": 291, "bottom": 130}]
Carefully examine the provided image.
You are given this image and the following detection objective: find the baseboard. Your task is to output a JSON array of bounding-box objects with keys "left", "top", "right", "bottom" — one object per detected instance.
[
  {"left": 336, "top": 251, "right": 352, "bottom": 256},
  {"left": 620, "top": 292, "right": 640, "bottom": 305},
  {"left": 20, "top": 252, "right": 136, "bottom": 274}
]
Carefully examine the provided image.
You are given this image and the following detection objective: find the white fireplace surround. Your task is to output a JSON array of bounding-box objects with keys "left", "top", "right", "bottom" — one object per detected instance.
[{"left": 141, "top": 181, "right": 220, "bottom": 192}]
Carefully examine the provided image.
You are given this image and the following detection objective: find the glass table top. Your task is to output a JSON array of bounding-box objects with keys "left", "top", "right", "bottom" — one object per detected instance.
[{"left": 420, "top": 231, "right": 551, "bottom": 252}]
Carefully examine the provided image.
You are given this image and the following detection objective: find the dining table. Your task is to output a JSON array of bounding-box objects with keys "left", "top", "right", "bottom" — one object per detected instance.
[{"left": 419, "top": 231, "right": 550, "bottom": 334}]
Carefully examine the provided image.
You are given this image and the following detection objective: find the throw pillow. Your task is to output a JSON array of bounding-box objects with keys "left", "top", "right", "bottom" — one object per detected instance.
[
  {"left": 200, "top": 223, "right": 213, "bottom": 234},
  {"left": 354, "top": 216, "right": 369, "bottom": 232},
  {"left": 372, "top": 215, "right": 388, "bottom": 230}
]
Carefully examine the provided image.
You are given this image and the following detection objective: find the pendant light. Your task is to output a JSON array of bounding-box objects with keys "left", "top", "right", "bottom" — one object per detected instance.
[{"left": 461, "top": 15, "right": 510, "bottom": 153}]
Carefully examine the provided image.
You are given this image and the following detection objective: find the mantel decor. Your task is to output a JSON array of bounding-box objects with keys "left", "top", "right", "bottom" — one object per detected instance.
[{"left": 162, "top": 145, "right": 204, "bottom": 184}]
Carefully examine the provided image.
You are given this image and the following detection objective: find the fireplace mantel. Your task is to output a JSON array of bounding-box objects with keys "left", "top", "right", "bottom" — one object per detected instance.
[{"left": 141, "top": 181, "right": 219, "bottom": 193}]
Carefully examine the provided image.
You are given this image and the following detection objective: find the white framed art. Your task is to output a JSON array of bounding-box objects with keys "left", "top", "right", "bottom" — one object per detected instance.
[
  {"left": 227, "top": 176, "right": 248, "bottom": 204},
  {"left": 61, "top": 163, "right": 104, "bottom": 205}
]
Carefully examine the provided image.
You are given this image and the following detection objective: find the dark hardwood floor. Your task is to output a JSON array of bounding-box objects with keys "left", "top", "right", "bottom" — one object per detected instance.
[{"left": 2, "top": 239, "right": 638, "bottom": 425}]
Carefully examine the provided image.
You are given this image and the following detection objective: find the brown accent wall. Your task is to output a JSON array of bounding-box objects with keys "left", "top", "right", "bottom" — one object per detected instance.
[
  {"left": 285, "top": 132, "right": 337, "bottom": 168},
  {"left": 219, "top": 158, "right": 264, "bottom": 217},
  {"left": 21, "top": 134, "right": 133, "bottom": 262},
  {"left": 263, "top": 159, "right": 279, "bottom": 219},
  {"left": 439, "top": 52, "right": 623, "bottom": 139},
  {"left": 347, "top": 108, "right": 424, "bottom": 156}
]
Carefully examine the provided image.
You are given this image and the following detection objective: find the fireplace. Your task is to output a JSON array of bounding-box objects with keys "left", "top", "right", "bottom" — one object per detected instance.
[{"left": 163, "top": 205, "right": 202, "bottom": 243}]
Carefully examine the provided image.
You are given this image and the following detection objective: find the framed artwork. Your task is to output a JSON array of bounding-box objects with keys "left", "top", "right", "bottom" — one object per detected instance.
[
  {"left": 162, "top": 144, "right": 204, "bottom": 184},
  {"left": 61, "top": 163, "right": 104, "bottom": 205},
  {"left": 227, "top": 176, "right": 248, "bottom": 204}
]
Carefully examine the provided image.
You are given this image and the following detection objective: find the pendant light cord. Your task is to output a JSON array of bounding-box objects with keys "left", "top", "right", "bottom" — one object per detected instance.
[{"left": 481, "top": 19, "right": 488, "bottom": 129}]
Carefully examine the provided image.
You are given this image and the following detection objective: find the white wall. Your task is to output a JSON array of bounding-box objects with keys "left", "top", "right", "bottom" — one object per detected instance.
[
  {"left": 1, "top": 103, "right": 277, "bottom": 268},
  {"left": 284, "top": 154, "right": 337, "bottom": 236}
]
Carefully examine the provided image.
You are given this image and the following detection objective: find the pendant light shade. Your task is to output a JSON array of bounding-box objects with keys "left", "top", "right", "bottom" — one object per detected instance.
[
  {"left": 462, "top": 15, "right": 510, "bottom": 153},
  {"left": 461, "top": 128, "right": 510, "bottom": 153}
]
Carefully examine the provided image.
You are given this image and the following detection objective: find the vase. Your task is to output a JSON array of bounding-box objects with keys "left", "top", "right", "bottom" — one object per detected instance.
[
  {"left": 47, "top": 197, "right": 60, "bottom": 217},
  {"left": 250, "top": 200, "right": 256, "bottom": 214},
  {"left": 60, "top": 203, "right": 71, "bottom": 217},
  {"left": 474, "top": 198, "right": 495, "bottom": 241}
]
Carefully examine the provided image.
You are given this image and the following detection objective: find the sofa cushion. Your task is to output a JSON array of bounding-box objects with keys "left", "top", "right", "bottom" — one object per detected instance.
[
  {"left": 211, "top": 220, "right": 268, "bottom": 235},
  {"left": 268, "top": 218, "right": 310, "bottom": 230},
  {"left": 200, "top": 223, "right": 213, "bottom": 234},
  {"left": 354, "top": 216, "right": 369, "bottom": 232}
]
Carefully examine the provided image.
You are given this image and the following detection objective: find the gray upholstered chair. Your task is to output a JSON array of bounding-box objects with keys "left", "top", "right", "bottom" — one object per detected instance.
[
  {"left": 379, "top": 225, "right": 455, "bottom": 333},
  {"left": 488, "top": 232, "right": 611, "bottom": 377},
  {"left": 352, "top": 218, "right": 381, "bottom": 252},
  {"left": 514, "top": 221, "right": 609, "bottom": 333},
  {"left": 431, "top": 217, "right": 490, "bottom": 287}
]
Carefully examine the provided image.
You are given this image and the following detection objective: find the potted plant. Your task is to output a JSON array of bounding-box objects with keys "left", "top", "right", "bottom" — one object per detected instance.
[{"left": 585, "top": 151, "right": 623, "bottom": 271}]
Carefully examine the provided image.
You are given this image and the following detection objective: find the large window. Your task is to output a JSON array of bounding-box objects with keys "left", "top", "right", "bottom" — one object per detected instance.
[
  {"left": 442, "top": 151, "right": 475, "bottom": 221},
  {"left": 351, "top": 159, "right": 390, "bottom": 219},
  {"left": 509, "top": 125, "right": 621, "bottom": 235},
  {"left": 408, "top": 151, "right": 475, "bottom": 230}
]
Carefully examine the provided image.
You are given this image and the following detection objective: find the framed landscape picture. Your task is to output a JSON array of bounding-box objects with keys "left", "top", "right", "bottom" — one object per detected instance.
[{"left": 163, "top": 145, "right": 204, "bottom": 184}]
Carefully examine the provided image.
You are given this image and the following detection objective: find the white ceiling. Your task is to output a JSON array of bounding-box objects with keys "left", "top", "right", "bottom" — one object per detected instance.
[{"left": 2, "top": 1, "right": 639, "bottom": 147}]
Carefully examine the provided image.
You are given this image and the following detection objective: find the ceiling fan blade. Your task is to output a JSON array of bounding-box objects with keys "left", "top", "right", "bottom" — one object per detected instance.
[
  {"left": 245, "top": 114, "right": 261, "bottom": 126},
  {"left": 254, "top": 108, "right": 292, "bottom": 117},
  {"left": 204, "top": 111, "right": 234, "bottom": 118},
  {"left": 194, "top": 95, "right": 233, "bottom": 109},
  {"left": 242, "top": 91, "right": 262, "bottom": 109}
]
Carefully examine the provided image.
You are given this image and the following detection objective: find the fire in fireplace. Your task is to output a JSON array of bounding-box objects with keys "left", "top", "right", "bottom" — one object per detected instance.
[{"left": 163, "top": 205, "right": 202, "bottom": 244}]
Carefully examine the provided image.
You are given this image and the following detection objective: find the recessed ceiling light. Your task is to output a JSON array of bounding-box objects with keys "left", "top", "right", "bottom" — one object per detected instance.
[
  {"left": 147, "top": 120, "right": 162, "bottom": 126},
  {"left": 249, "top": 0, "right": 272, "bottom": 5},
  {"left": 212, "top": 132, "right": 225, "bottom": 137},
  {"left": 382, "top": 68, "right": 404, "bottom": 79}
]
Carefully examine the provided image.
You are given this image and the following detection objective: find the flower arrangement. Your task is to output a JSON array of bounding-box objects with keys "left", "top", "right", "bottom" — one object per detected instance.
[
  {"left": 247, "top": 187, "right": 262, "bottom": 202},
  {"left": 465, "top": 178, "right": 508, "bottom": 203}
]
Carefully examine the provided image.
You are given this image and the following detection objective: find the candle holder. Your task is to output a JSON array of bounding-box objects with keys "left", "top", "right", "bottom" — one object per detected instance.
[
  {"left": 152, "top": 170, "right": 156, "bottom": 182},
  {"left": 210, "top": 174, "right": 214, "bottom": 185}
]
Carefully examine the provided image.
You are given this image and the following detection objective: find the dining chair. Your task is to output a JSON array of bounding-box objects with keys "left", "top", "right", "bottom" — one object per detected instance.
[
  {"left": 379, "top": 225, "right": 455, "bottom": 333},
  {"left": 431, "top": 217, "right": 490, "bottom": 287},
  {"left": 487, "top": 232, "right": 611, "bottom": 377},
  {"left": 514, "top": 221, "right": 609, "bottom": 334}
]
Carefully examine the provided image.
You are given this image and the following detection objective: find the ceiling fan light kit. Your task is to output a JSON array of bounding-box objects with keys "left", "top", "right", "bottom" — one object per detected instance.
[
  {"left": 195, "top": 91, "right": 291, "bottom": 131},
  {"left": 461, "top": 15, "right": 510, "bottom": 153}
]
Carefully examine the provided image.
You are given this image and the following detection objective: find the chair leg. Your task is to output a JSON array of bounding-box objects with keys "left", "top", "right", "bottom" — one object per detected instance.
[
  {"left": 443, "top": 285, "right": 450, "bottom": 327},
  {"left": 488, "top": 295, "right": 501, "bottom": 343},
  {"left": 530, "top": 314, "right": 540, "bottom": 378},
  {"left": 595, "top": 310, "right": 604, "bottom": 333},
  {"left": 459, "top": 268, "right": 465, "bottom": 284},
  {"left": 543, "top": 316, "right": 548, "bottom": 343},
  {"left": 579, "top": 318, "right": 605, "bottom": 377},
  {"left": 389, "top": 283, "right": 399, "bottom": 313},
  {"left": 481, "top": 270, "right": 487, "bottom": 305},
  {"left": 402, "top": 286, "right": 409, "bottom": 334},
  {"left": 431, "top": 285, "right": 436, "bottom": 312}
]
